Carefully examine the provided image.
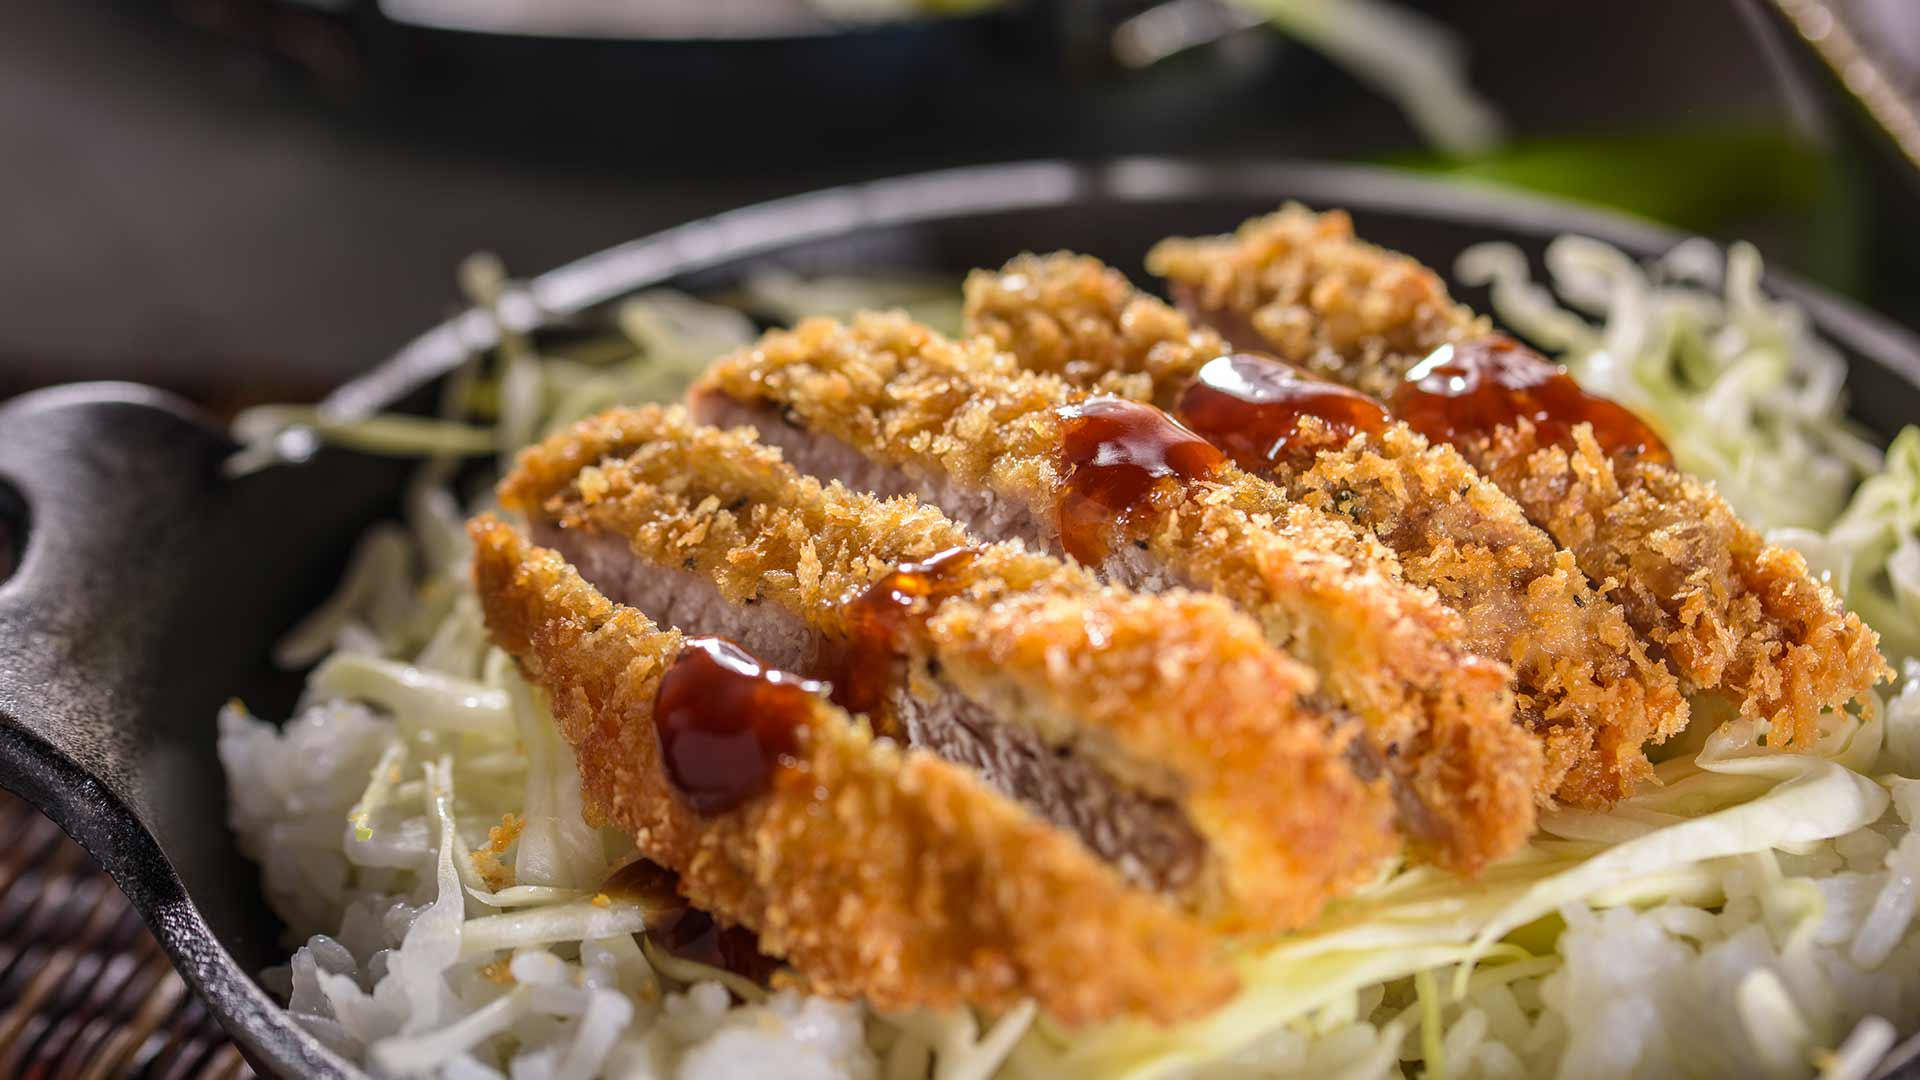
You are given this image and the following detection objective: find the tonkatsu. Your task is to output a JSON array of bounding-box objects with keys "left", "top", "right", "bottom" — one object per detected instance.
[
  {"left": 962, "top": 253, "right": 1688, "bottom": 803},
  {"left": 688, "top": 316, "right": 1542, "bottom": 867},
  {"left": 471, "top": 516, "right": 1240, "bottom": 1025},
  {"left": 1146, "top": 206, "right": 1889, "bottom": 744}
]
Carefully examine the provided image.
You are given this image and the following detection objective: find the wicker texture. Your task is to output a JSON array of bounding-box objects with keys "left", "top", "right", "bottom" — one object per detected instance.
[{"left": 0, "top": 791, "right": 254, "bottom": 1079}]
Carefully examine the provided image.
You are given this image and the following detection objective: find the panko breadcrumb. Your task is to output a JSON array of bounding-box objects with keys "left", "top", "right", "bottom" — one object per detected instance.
[
  {"left": 470, "top": 515, "right": 1240, "bottom": 1026},
  {"left": 691, "top": 316, "right": 1541, "bottom": 869},
  {"left": 502, "top": 404, "right": 1400, "bottom": 930},
  {"left": 1147, "top": 206, "right": 1890, "bottom": 744},
  {"left": 963, "top": 253, "right": 1691, "bottom": 803}
]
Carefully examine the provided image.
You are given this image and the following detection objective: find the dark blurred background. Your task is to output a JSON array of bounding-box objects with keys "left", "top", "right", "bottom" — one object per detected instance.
[
  {"left": 4, "top": 4, "right": 1920, "bottom": 1075},
  {"left": 4, "top": 0, "right": 1919, "bottom": 404}
]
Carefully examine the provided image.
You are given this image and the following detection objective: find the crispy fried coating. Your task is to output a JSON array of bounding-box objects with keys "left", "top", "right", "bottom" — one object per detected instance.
[
  {"left": 1148, "top": 207, "right": 1891, "bottom": 743},
  {"left": 693, "top": 316, "right": 1543, "bottom": 870},
  {"left": 964, "top": 253, "right": 1691, "bottom": 803},
  {"left": 964, "top": 252, "right": 1234, "bottom": 403},
  {"left": 1145, "top": 205, "right": 1485, "bottom": 399},
  {"left": 502, "top": 404, "right": 1401, "bottom": 930},
  {"left": 470, "top": 516, "right": 1239, "bottom": 1025}
]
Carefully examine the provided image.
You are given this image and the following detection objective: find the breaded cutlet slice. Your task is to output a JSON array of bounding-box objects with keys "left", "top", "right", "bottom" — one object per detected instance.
[
  {"left": 470, "top": 516, "right": 1239, "bottom": 1025},
  {"left": 1147, "top": 206, "right": 1890, "bottom": 744},
  {"left": 964, "top": 253, "right": 1690, "bottom": 804},
  {"left": 688, "top": 317, "right": 1542, "bottom": 872},
  {"left": 501, "top": 404, "right": 1399, "bottom": 932}
]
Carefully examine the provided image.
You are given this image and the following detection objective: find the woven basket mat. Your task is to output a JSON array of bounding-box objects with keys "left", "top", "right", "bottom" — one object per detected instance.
[{"left": 0, "top": 789, "right": 254, "bottom": 1079}]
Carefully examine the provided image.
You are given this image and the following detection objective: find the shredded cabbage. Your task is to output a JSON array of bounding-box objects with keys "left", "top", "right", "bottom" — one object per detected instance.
[
  {"left": 1776, "top": 429, "right": 1920, "bottom": 666},
  {"left": 1458, "top": 237, "right": 1885, "bottom": 533}
]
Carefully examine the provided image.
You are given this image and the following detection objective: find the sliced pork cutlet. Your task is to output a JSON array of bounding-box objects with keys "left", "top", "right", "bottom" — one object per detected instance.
[
  {"left": 687, "top": 316, "right": 1541, "bottom": 871},
  {"left": 1146, "top": 206, "right": 1890, "bottom": 746},
  {"left": 964, "top": 253, "right": 1690, "bottom": 805},
  {"left": 470, "top": 516, "right": 1242, "bottom": 1025},
  {"left": 498, "top": 403, "right": 1399, "bottom": 932}
]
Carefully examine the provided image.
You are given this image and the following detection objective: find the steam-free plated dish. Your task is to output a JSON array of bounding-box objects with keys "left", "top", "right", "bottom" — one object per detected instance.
[{"left": 219, "top": 205, "right": 1920, "bottom": 1079}]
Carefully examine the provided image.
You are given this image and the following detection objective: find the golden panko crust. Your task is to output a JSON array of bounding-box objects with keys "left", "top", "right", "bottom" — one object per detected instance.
[
  {"left": 500, "top": 404, "right": 1399, "bottom": 930},
  {"left": 1484, "top": 423, "right": 1890, "bottom": 748},
  {"left": 1148, "top": 207, "right": 1891, "bottom": 743},
  {"left": 470, "top": 515, "right": 1241, "bottom": 1026},
  {"left": 927, "top": 588, "right": 1397, "bottom": 930},
  {"left": 1145, "top": 205, "right": 1486, "bottom": 398},
  {"left": 694, "top": 316, "right": 1542, "bottom": 871},
  {"left": 964, "top": 253, "right": 1691, "bottom": 803}
]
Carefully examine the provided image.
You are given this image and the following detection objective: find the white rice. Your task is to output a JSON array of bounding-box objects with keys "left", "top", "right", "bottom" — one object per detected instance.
[{"left": 222, "top": 253, "right": 1920, "bottom": 1078}]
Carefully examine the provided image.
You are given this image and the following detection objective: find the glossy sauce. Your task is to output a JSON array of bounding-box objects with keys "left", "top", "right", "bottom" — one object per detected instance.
[
  {"left": 822, "top": 547, "right": 979, "bottom": 736},
  {"left": 1056, "top": 397, "right": 1226, "bottom": 564},
  {"left": 1392, "top": 336, "right": 1671, "bottom": 466},
  {"left": 653, "top": 636, "right": 826, "bottom": 815},
  {"left": 600, "top": 857, "right": 685, "bottom": 911},
  {"left": 1175, "top": 353, "right": 1391, "bottom": 474},
  {"left": 648, "top": 909, "right": 785, "bottom": 986},
  {"left": 600, "top": 859, "right": 782, "bottom": 985}
]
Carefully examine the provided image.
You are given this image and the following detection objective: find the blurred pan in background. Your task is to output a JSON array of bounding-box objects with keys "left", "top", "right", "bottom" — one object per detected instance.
[
  {"left": 162, "top": 0, "right": 1296, "bottom": 164},
  {"left": 1751, "top": 0, "right": 1920, "bottom": 321}
]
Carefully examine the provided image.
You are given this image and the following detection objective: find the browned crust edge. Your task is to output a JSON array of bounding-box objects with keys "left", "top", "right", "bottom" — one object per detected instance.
[
  {"left": 963, "top": 254, "right": 1688, "bottom": 803},
  {"left": 692, "top": 317, "right": 1544, "bottom": 865},
  {"left": 470, "top": 513, "right": 1240, "bottom": 1025},
  {"left": 500, "top": 404, "right": 1403, "bottom": 929},
  {"left": 1145, "top": 205, "right": 1890, "bottom": 745}
]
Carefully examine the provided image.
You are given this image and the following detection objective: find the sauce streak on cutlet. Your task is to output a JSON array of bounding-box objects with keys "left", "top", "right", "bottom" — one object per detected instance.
[
  {"left": 601, "top": 860, "right": 784, "bottom": 984},
  {"left": 1176, "top": 353, "right": 1392, "bottom": 472},
  {"left": 1393, "top": 338, "right": 1672, "bottom": 467},
  {"left": 655, "top": 637, "right": 825, "bottom": 814},
  {"left": 1056, "top": 397, "right": 1226, "bottom": 564},
  {"left": 824, "top": 546, "right": 980, "bottom": 735}
]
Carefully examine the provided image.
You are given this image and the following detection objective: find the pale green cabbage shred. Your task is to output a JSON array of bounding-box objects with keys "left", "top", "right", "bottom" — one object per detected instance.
[{"left": 221, "top": 241, "right": 1920, "bottom": 1079}]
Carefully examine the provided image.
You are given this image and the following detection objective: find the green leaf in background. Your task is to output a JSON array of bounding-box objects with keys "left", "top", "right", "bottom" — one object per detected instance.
[
  {"left": 1389, "top": 130, "right": 1827, "bottom": 233},
  {"left": 1389, "top": 129, "right": 1863, "bottom": 295}
]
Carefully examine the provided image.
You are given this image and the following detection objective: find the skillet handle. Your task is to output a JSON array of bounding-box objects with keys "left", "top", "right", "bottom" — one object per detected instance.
[
  {"left": 0, "top": 378, "right": 405, "bottom": 846},
  {"left": 0, "top": 377, "right": 409, "bottom": 897},
  {"left": 0, "top": 382, "right": 363, "bottom": 1078},
  {"left": 0, "top": 383, "right": 237, "bottom": 830}
]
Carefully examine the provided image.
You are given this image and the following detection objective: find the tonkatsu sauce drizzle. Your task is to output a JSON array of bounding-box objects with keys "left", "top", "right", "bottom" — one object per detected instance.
[
  {"left": 1392, "top": 336, "right": 1671, "bottom": 466},
  {"left": 1175, "top": 353, "right": 1391, "bottom": 474},
  {"left": 1056, "top": 397, "right": 1225, "bottom": 564},
  {"left": 653, "top": 636, "right": 825, "bottom": 815},
  {"left": 600, "top": 860, "right": 782, "bottom": 985},
  {"left": 825, "top": 546, "right": 980, "bottom": 734}
]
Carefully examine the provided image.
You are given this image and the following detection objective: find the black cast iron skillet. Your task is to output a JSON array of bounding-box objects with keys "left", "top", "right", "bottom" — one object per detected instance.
[{"left": 5, "top": 160, "right": 1920, "bottom": 1079}]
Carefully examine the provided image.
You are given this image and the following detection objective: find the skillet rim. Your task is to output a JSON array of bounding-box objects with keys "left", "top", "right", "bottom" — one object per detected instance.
[{"left": 325, "top": 157, "right": 1920, "bottom": 426}]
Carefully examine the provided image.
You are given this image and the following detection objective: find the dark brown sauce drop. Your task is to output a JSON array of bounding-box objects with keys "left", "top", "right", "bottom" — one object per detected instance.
[
  {"left": 822, "top": 547, "right": 979, "bottom": 735},
  {"left": 1391, "top": 336, "right": 1671, "bottom": 466},
  {"left": 599, "top": 860, "right": 783, "bottom": 986},
  {"left": 654, "top": 636, "right": 825, "bottom": 815},
  {"left": 1056, "top": 397, "right": 1226, "bottom": 564},
  {"left": 648, "top": 909, "right": 785, "bottom": 987},
  {"left": 600, "top": 858, "right": 682, "bottom": 908},
  {"left": 1175, "top": 353, "right": 1391, "bottom": 474}
]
